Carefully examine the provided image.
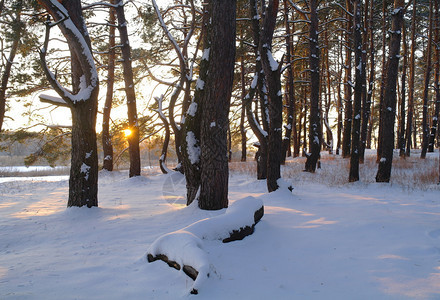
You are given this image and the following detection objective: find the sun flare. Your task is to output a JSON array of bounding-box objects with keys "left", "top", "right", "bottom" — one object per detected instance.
[{"left": 123, "top": 129, "right": 132, "bottom": 137}]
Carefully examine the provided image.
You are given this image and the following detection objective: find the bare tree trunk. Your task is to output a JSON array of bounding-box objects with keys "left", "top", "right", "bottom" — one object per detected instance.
[
  {"left": 376, "top": 0, "right": 404, "bottom": 183},
  {"left": 349, "top": 0, "right": 364, "bottom": 182},
  {"left": 240, "top": 57, "right": 247, "bottom": 162},
  {"left": 0, "top": 0, "right": 22, "bottom": 133},
  {"left": 260, "top": 0, "right": 283, "bottom": 191},
  {"left": 115, "top": 3, "right": 141, "bottom": 176},
  {"left": 281, "top": 0, "right": 296, "bottom": 163},
  {"left": 360, "top": 0, "right": 373, "bottom": 163},
  {"left": 198, "top": 0, "right": 236, "bottom": 210},
  {"left": 405, "top": 0, "right": 416, "bottom": 157},
  {"left": 421, "top": 0, "right": 434, "bottom": 159},
  {"left": 342, "top": 0, "right": 353, "bottom": 158},
  {"left": 429, "top": 0, "right": 440, "bottom": 153},
  {"left": 102, "top": 2, "right": 116, "bottom": 171},
  {"left": 304, "top": 0, "right": 322, "bottom": 172},
  {"left": 398, "top": 20, "right": 407, "bottom": 157}
]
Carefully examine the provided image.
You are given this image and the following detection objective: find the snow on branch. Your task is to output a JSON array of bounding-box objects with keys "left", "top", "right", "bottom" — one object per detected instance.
[
  {"left": 147, "top": 196, "right": 264, "bottom": 294},
  {"left": 39, "top": 92, "right": 69, "bottom": 107},
  {"left": 152, "top": 0, "right": 185, "bottom": 67}
]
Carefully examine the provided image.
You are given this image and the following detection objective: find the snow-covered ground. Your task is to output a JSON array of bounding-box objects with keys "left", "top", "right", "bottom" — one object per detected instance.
[{"left": 1, "top": 152, "right": 440, "bottom": 299}]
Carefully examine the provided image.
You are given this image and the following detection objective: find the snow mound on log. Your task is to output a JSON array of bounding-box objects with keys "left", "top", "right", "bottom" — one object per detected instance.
[{"left": 146, "top": 196, "right": 264, "bottom": 294}]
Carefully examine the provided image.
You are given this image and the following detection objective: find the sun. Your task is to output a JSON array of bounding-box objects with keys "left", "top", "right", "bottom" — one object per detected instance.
[{"left": 123, "top": 129, "right": 132, "bottom": 137}]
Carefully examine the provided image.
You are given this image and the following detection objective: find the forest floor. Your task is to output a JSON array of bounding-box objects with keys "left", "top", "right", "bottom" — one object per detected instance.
[{"left": 0, "top": 150, "right": 440, "bottom": 299}]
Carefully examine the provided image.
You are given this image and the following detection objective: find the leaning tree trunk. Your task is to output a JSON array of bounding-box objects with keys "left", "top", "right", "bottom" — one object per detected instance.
[
  {"left": 198, "top": 0, "right": 236, "bottom": 210},
  {"left": 115, "top": 3, "right": 141, "bottom": 177},
  {"left": 102, "top": 2, "right": 116, "bottom": 171},
  {"left": 304, "top": 0, "right": 322, "bottom": 173},
  {"left": 349, "top": 0, "right": 364, "bottom": 182},
  {"left": 376, "top": 0, "right": 404, "bottom": 183},
  {"left": 421, "top": 0, "right": 434, "bottom": 159}
]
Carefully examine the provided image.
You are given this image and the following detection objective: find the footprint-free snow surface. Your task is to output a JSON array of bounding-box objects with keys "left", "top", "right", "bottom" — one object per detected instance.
[{"left": 1, "top": 165, "right": 440, "bottom": 299}]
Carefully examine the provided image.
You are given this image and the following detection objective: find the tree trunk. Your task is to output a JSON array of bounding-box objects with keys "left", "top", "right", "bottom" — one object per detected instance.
[
  {"left": 349, "top": 0, "right": 363, "bottom": 182},
  {"left": 281, "top": 0, "right": 296, "bottom": 163},
  {"left": 421, "top": 0, "right": 434, "bottom": 159},
  {"left": 240, "top": 57, "right": 247, "bottom": 162},
  {"left": 304, "top": 0, "right": 321, "bottom": 173},
  {"left": 198, "top": 0, "right": 236, "bottom": 210},
  {"left": 405, "top": 0, "right": 416, "bottom": 157},
  {"left": 376, "top": 0, "right": 404, "bottom": 183},
  {"left": 376, "top": 0, "right": 388, "bottom": 162},
  {"left": 0, "top": 1, "right": 22, "bottom": 133},
  {"left": 360, "top": 0, "right": 373, "bottom": 163},
  {"left": 38, "top": 0, "right": 100, "bottom": 207},
  {"left": 115, "top": 3, "right": 141, "bottom": 176},
  {"left": 102, "top": 2, "right": 116, "bottom": 171},
  {"left": 260, "top": 0, "right": 283, "bottom": 192},
  {"left": 429, "top": 0, "right": 440, "bottom": 153},
  {"left": 398, "top": 19, "right": 407, "bottom": 157},
  {"left": 342, "top": 0, "right": 353, "bottom": 158}
]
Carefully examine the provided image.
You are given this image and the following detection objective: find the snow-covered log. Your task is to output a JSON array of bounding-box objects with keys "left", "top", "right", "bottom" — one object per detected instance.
[{"left": 146, "top": 196, "right": 264, "bottom": 294}]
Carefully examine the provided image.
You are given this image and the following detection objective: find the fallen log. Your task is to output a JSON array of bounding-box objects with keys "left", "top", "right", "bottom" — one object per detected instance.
[{"left": 146, "top": 196, "right": 264, "bottom": 294}]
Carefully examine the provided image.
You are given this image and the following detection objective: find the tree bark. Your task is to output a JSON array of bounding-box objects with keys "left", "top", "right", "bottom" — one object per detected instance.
[
  {"left": 342, "top": 0, "right": 353, "bottom": 159},
  {"left": 115, "top": 2, "right": 141, "bottom": 176},
  {"left": 349, "top": 0, "right": 363, "bottom": 182},
  {"left": 102, "top": 2, "right": 116, "bottom": 171},
  {"left": 240, "top": 57, "right": 247, "bottom": 162},
  {"left": 376, "top": 0, "right": 404, "bottom": 183},
  {"left": 304, "top": 0, "right": 321, "bottom": 173},
  {"left": 198, "top": 0, "right": 236, "bottom": 210},
  {"left": 421, "top": 0, "right": 434, "bottom": 159},
  {"left": 38, "top": 0, "right": 100, "bottom": 207},
  {"left": 398, "top": 19, "right": 407, "bottom": 157},
  {"left": 405, "top": 0, "right": 416, "bottom": 157},
  {"left": 429, "top": 0, "right": 440, "bottom": 153},
  {"left": 0, "top": 0, "right": 22, "bottom": 133}
]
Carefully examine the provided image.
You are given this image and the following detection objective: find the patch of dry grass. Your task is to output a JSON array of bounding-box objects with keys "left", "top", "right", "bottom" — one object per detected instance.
[{"left": 229, "top": 150, "right": 440, "bottom": 191}]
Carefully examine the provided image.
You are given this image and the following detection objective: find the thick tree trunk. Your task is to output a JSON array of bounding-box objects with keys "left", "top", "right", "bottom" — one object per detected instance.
[
  {"left": 38, "top": 0, "right": 100, "bottom": 207},
  {"left": 349, "top": 0, "right": 364, "bottom": 182},
  {"left": 421, "top": 0, "right": 434, "bottom": 159},
  {"left": 68, "top": 102, "right": 99, "bottom": 207},
  {"left": 304, "top": 0, "right": 321, "bottom": 173},
  {"left": 115, "top": 3, "right": 141, "bottom": 177},
  {"left": 376, "top": 0, "right": 404, "bottom": 183},
  {"left": 102, "top": 2, "right": 116, "bottom": 171},
  {"left": 198, "top": 0, "right": 236, "bottom": 210}
]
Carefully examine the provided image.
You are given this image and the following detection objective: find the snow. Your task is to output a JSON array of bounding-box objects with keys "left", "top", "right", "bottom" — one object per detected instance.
[
  {"left": 196, "top": 78, "right": 205, "bottom": 90},
  {"left": 187, "top": 101, "right": 197, "bottom": 117},
  {"left": 267, "top": 50, "right": 279, "bottom": 71},
  {"left": 1, "top": 151, "right": 440, "bottom": 299},
  {"left": 202, "top": 48, "right": 210, "bottom": 61},
  {"left": 186, "top": 131, "right": 200, "bottom": 164},
  {"left": 38, "top": 93, "right": 67, "bottom": 106},
  {"left": 80, "top": 163, "right": 91, "bottom": 180}
]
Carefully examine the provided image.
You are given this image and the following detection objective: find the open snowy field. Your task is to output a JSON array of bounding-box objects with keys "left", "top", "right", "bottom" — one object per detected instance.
[{"left": 1, "top": 151, "right": 440, "bottom": 299}]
